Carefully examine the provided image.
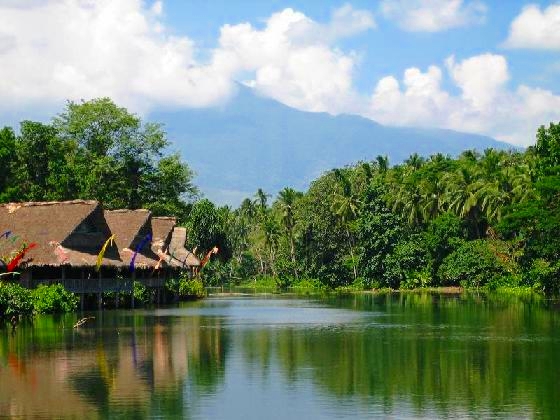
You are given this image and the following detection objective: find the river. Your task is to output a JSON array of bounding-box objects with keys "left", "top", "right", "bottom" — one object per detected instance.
[{"left": 1, "top": 292, "right": 559, "bottom": 419}]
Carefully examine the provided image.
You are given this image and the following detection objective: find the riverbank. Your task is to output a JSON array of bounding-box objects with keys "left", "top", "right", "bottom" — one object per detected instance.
[
  {"left": 206, "top": 277, "right": 543, "bottom": 299},
  {"left": 0, "top": 275, "right": 206, "bottom": 322}
]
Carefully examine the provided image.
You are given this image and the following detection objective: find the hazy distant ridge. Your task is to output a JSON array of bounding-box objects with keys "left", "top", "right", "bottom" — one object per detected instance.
[{"left": 151, "top": 86, "right": 514, "bottom": 205}]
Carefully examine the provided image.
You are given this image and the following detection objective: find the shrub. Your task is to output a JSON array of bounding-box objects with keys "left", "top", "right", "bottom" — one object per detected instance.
[
  {"left": 133, "top": 281, "right": 151, "bottom": 304},
  {"left": 438, "top": 240, "right": 508, "bottom": 288},
  {"left": 32, "top": 284, "right": 78, "bottom": 313},
  {"left": 290, "top": 278, "right": 328, "bottom": 293},
  {"left": 0, "top": 282, "right": 33, "bottom": 317},
  {"left": 383, "top": 235, "right": 433, "bottom": 289},
  {"left": 167, "top": 272, "right": 205, "bottom": 299},
  {"left": 178, "top": 276, "right": 205, "bottom": 298},
  {"left": 529, "top": 259, "right": 560, "bottom": 295}
]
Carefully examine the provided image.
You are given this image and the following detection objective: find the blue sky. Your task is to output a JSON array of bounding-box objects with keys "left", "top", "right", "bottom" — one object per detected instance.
[
  {"left": 0, "top": 0, "right": 559, "bottom": 146},
  {"left": 163, "top": 0, "right": 558, "bottom": 92}
]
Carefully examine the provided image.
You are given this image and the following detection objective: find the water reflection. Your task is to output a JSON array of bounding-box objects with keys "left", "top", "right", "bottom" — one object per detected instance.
[
  {"left": 0, "top": 294, "right": 559, "bottom": 418},
  {"left": 0, "top": 306, "right": 229, "bottom": 418}
]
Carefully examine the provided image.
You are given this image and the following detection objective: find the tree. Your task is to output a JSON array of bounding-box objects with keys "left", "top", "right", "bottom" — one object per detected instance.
[
  {"left": 186, "top": 199, "right": 231, "bottom": 260},
  {"left": 142, "top": 153, "right": 198, "bottom": 222},
  {"left": 356, "top": 185, "right": 405, "bottom": 288},
  {"left": 254, "top": 188, "right": 270, "bottom": 218},
  {"left": 331, "top": 169, "right": 360, "bottom": 281},
  {"left": 14, "top": 121, "right": 77, "bottom": 202},
  {"left": 53, "top": 98, "right": 170, "bottom": 209},
  {"left": 0, "top": 127, "right": 16, "bottom": 201},
  {"left": 276, "top": 187, "right": 302, "bottom": 279}
]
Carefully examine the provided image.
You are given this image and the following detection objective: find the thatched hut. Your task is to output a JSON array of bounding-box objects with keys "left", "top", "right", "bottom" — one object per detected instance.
[
  {"left": 168, "top": 227, "right": 201, "bottom": 274},
  {"left": 0, "top": 200, "right": 122, "bottom": 289},
  {"left": 0, "top": 200, "right": 200, "bottom": 298}
]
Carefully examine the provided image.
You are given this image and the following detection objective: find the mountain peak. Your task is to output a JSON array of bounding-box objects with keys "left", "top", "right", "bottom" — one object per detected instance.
[{"left": 150, "top": 88, "right": 514, "bottom": 206}]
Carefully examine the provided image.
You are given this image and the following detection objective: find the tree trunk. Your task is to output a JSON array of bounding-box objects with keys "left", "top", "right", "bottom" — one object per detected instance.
[
  {"left": 289, "top": 233, "right": 298, "bottom": 279},
  {"left": 346, "top": 227, "right": 357, "bottom": 282},
  {"left": 269, "top": 247, "right": 277, "bottom": 277}
]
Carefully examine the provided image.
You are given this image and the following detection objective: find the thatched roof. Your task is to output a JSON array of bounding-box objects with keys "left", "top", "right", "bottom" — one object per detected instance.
[
  {"left": 104, "top": 209, "right": 162, "bottom": 270},
  {"left": 0, "top": 200, "right": 121, "bottom": 267},
  {"left": 151, "top": 216, "right": 176, "bottom": 252},
  {"left": 0, "top": 201, "right": 196, "bottom": 271},
  {"left": 168, "top": 227, "right": 200, "bottom": 267}
]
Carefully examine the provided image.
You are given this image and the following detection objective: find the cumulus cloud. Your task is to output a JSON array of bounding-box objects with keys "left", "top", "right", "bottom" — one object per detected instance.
[
  {"left": 217, "top": 6, "right": 374, "bottom": 113},
  {"left": 380, "top": 0, "right": 486, "bottom": 32},
  {"left": 503, "top": 3, "right": 560, "bottom": 50},
  {"left": 368, "top": 53, "right": 560, "bottom": 146},
  {"left": 0, "top": 0, "right": 236, "bottom": 113},
  {"left": 1, "top": 1, "right": 559, "bottom": 147},
  {"left": 0, "top": 0, "right": 373, "bottom": 116}
]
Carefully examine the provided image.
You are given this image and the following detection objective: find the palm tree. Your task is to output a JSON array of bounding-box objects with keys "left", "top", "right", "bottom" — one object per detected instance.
[
  {"left": 331, "top": 169, "right": 360, "bottom": 281},
  {"left": 376, "top": 155, "right": 389, "bottom": 175},
  {"left": 254, "top": 188, "right": 270, "bottom": 218},
  {"left": 404, "top": 153, "right": 425, "bottom": 170},
  {"left": 442, "top": 165, "right": 485, "bottom": 237},
  {"left": 261, "top": 214, "right": 280, "bottom": 277},
  {"left": 277, "top": 187, "right": 302, "bottom": 279}
]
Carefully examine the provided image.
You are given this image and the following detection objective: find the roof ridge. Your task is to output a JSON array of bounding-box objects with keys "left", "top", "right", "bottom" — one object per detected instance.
[
  {"left": 105, "top": 209, "right": 151, "bottom": 213},
  {"left": 0, "top": 199, "right": 98, "bottom": 208}
]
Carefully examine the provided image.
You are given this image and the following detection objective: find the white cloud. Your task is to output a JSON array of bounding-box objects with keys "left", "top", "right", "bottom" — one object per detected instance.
[
  {"left": 368, "top": 53, "right": 560, "bottom": 146},
  {"left": 0, "top": 0, "right": 235, "bottom": 113},
  {"left": 0, "top": 1, "right": 374, "bottom": 117},
  {"left": 446, "top": 53, "right": 509, "bottom": 109},
  {"left": 380, "top": 0, "right": 486, "bottom": 32},
  {"left": 216, "top": 6, "right": 374, "bottom": 113},
  {"left": 1, "top": 1, "right": 558, "bottom": 148},
  {"left": 503, "top": 3, "right": 560, "bottom": 50}
]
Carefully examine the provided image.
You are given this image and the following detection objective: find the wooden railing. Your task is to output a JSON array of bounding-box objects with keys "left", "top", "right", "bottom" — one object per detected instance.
[{"left": 31, "top": 277, "right": 166, "bottom": 293}]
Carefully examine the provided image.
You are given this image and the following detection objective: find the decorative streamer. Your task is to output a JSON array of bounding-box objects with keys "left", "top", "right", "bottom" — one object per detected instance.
[
  {"left": 153, "top": 248, "right": 168, "bottom": 271},
  {"left": 129, "top": 234, "right": 152, "bottom": 272},
  {"left": 96, "top": 234, "right": 116, "bottom": 271},
  {"left": 49, "top": 241, "right": 70, "bottom": 264},
  {"left": 7, "top": 243, "right": 37, "bottom": 272},
  {"left": 200, "top": 246, "right": 219, "bottom": 268},
  {"left": 10, "top": 235, "right": 19, "bottom": 244},
  {"left": 0, "top": 231, "right": 11, "bottom": 240}
]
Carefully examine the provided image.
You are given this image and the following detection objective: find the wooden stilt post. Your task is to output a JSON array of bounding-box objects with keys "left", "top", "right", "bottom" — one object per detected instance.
[
  {"left": 131, "top": 270, "right": 135, "bottom": 309},
  {"left": 98, "top": 270, "right": 102, "bottom": 310}
]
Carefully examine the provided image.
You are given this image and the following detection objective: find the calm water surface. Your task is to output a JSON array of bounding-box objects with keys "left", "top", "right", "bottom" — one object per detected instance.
[{"left": 1, "top": 293, "right": 560, "bottom": 419}]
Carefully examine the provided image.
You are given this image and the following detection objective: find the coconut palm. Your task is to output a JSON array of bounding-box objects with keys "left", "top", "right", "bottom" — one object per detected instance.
[
  {"left": 277, "top": 187, "right": 302, "bottom": 278},
  {"left": 331, "top": 169, "right": 360, "bottom": 281}
]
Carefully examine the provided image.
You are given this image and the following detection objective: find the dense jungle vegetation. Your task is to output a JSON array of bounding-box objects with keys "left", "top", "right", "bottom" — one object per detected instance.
[
  {"left": 189, "top": 123, "right": 560, "bottom": 295},
  {"left": 1, "top": 98, "right": 560, "bottom": 294}
]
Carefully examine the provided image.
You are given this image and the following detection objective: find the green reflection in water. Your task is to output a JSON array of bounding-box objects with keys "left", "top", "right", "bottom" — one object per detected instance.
[{"left": 0, "top": 293, "right": 558, "bottom": 419}]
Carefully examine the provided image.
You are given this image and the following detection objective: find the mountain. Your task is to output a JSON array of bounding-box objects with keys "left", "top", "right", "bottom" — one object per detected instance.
[{"left": 150, "top": 86, "right": 515, "bottom": 206}]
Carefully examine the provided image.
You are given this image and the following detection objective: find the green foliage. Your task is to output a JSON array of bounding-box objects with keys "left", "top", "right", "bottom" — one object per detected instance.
[
  {"left": 438, "top": 240, "right": 508, "bottom": 288},
  {"left": 289, "top": 278, "right": 328, "bottom": 293},
  {"left": 384, "top": 235, "right": 432, "bottom": 289},
  {"left": 356, "top": 185, "right": 405, "bottom": 288},
  {"left": 529, "top": 259, "right": 560, "bottom": 295},
  {"left": 0, "top": 282, "right": 33, "bottom": 317},
  {"left": 200, "top": 259, "right": 231, "bottom": 286},
  {"left": 178, "top": 277, "right": 205, "bottom": 299},
  {"left": 186, "top": 199, "right": 231, "bottom": 260},
  {"left": 167, "top": 273, "right": 205, "bottom": 299},
  {"left": 133, "top": 281, "right": 151, "bottom": 304},
  {"left": 32, "top": 284, "right": 78, "bottom": 314},
  {"left": 1, "top": 98, "right": 197, "bottom": 213},
  {"left": 535, "top": 122, "right": 560, "bottom": 176}
]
